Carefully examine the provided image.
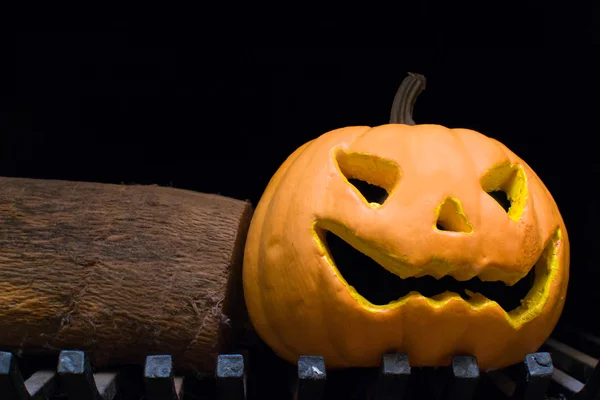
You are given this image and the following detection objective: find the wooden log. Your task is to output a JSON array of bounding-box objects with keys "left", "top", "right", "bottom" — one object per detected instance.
[{"left": 0, "top": 177, "right": 253, "bottom": 373}]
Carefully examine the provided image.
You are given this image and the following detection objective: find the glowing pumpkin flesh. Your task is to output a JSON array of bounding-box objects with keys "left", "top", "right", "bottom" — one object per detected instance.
[{"left": 242, "top": 74, "right": 569, "bottom": 370}]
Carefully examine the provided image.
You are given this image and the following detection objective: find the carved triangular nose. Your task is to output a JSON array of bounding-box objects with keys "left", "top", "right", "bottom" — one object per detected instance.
[{"left": 435, "top": 197, "right": 473, "bottom": 233}]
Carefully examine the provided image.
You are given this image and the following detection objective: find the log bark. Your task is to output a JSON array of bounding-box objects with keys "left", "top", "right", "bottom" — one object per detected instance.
[{"left": 0, "top": 177, "right": 253, "bottom": 373}]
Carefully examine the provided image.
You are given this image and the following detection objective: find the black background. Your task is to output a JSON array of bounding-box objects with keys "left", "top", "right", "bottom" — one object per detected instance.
[{"left": 1, "top": 4, "right": 598, "bottom": 335}]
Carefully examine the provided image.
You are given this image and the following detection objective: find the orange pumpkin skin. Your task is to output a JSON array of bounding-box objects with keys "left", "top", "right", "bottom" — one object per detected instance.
[{"left": 243, "top": 124, "right": 569, "bottom": 371}]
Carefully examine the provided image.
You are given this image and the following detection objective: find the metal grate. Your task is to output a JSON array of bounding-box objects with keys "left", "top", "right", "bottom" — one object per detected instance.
[{"left": 1, "top": 328, "right": 600, "bottom": 399}]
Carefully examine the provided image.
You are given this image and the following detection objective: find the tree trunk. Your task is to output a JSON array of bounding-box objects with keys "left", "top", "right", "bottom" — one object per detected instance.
[{"left": 0, "top": 177, "right": 253, "bottom": 373}]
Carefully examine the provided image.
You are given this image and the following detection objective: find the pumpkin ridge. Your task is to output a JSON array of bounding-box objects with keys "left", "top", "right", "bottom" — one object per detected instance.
[{"left": 243, "top": 141, "right": 314, "bottom": 360}]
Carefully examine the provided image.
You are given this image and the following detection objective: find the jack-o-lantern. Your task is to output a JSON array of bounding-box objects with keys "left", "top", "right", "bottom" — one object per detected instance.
[{"left": 243, "top": 73, "right": 569, "bottom": 370}]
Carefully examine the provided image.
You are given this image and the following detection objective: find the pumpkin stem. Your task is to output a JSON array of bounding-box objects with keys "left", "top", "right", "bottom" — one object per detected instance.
[{"left": 389, "top": 72, "right": 427, "bottom": 125}]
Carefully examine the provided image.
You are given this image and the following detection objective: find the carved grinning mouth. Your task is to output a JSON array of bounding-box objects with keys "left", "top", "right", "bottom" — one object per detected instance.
[{"left": 323, "top": 230, "right": 537, "bottom": 311}]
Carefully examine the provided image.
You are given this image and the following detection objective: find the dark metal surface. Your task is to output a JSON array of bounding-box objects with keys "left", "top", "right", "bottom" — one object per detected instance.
[
  {"left": 216, "top": 354, "right": 246, "bottom": 400},
  {"left": 448, "top": 355, "right": 479, "bottom": 400},
  {"left": 25, "top": 371, "right": 57, "bottom": 400},
  {"left": 1, "top": 329, "right": 600, "bottom": 399},
  {"left": 374, "top": 353, "right": 410, "bottom": 400},
  {"left": 144, "top": 355, "right": 182, "bottom": 400},
  {"left": 57, "top": 350, "right": 118, "bottom": 400},
  {"left": 296, "top": 356, "right": 327, "bottom": 400},
  {"left": 513, "top": 353, "right": 553, "bottom": 400},
  {"left": 543, "top": 336, "right": 600, "bottom": 399},
  {"left": 0, "top": 351, "right": 56, "bottom": 400},
  {"left": 1, "top": 351, "right": 34, "bottom": 400}
]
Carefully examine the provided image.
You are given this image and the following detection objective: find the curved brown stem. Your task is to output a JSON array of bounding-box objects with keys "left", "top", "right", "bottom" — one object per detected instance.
[{"left": 389, "top": 72, "right": 427, "bottom": 125}]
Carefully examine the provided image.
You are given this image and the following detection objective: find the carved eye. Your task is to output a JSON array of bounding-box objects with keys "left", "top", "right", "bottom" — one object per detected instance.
[
  {"left": 346, "top": 178, "right": 388, "bottom": 204},
  {"left": 481, "top": 164, "right": 528, "bottom": 221},
  {"left": 335, "top": 150, "right": 401, "bottom": 207},
  {"left": 488, "top": 190, "right": 511, "bottom": 212}
]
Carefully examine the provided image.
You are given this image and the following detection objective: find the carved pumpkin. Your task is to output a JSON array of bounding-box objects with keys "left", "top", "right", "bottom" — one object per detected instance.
[{"left": 243, "top": 74, "right": 569, "bottom": 370}]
